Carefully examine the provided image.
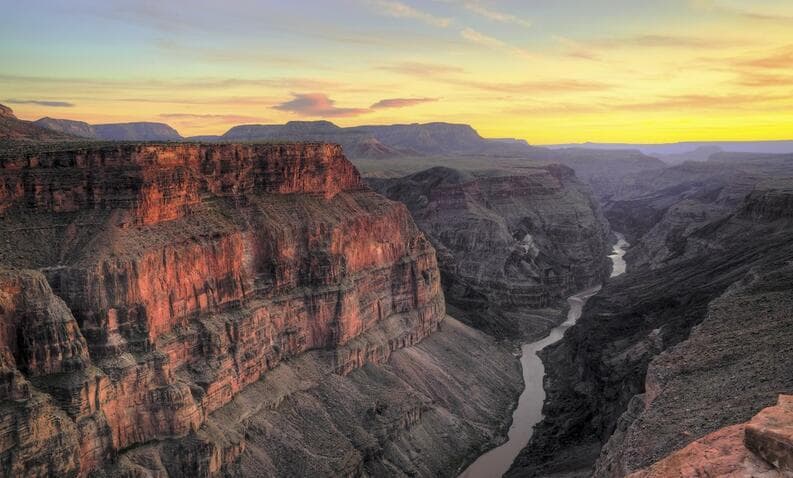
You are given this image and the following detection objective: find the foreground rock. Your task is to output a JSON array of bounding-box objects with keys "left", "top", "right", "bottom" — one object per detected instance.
[
  {"left": 0, "top": 143, "right": 518, "bottom": 477},
  {"left": 627, "top": 395, "right": 793, "bottom": 477},
  {"left": 370, "top": 166, "right": 611, "bottom": 341}
]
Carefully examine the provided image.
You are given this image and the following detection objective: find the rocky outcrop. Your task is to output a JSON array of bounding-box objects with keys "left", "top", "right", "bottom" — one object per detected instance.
[
  {"left": 507, "top": 167, "right": 793, "bottom": 477},
  {"left": 627, "top": 395, "right": 793, "bottom": 477},
  {"left": 370, "top": 165, "right": 611, "bottom": 341},
  {"left": 0, "top": 143, "right": 456, "bottom": 477}
]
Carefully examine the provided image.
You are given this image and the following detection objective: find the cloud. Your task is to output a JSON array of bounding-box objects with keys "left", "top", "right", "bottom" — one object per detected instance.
[
  {"left": 4, "top": 98, "right": 74, "bottom": 107},
  {"left": 361, "top": 0, "right": 451, "bottom": 27},
  {"left": 159, "top": 113, "right": 263, "bottom": 122},
  {"left": 371, "top": 97, "right": 438, "bottom": 108},
  {"left": 613, "top": 93, "right": 791, "bottom": 111},
  {"left": 608, "top": 34, "right": 738, "bottom": 49},
  {"left": 735, "top": 44, "right": 793, "bottom": 69},
  {"left": 735, "top": 73, "right": 793, "bottom": 87},
  {"left": 444, "top": 77, "right": 612, "bottom": 94},
  {"left": 441, "top": 0, "right": 531, "bottom": 28},
  {"left": 692, "top": 0, "right": 793, "bottom": 22},
  {"left": 378, "top": 61, "right": 466, "bottom": 76},
  {"left": 273, "top": 93, "right": 370, "bottom": 117},
  {"left": 378, "top": 59, "right": 609, "bottom": 93},
  {"left": 460, "top": 27, "right": 533, "bottom": 58}
]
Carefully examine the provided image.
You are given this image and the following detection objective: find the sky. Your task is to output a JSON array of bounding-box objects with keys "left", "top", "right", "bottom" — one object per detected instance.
[{"left": 1, "top": 0, "right": 792, "bottom": 144}]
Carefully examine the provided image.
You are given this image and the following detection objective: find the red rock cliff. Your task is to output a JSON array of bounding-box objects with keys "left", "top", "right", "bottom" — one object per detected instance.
[{"left": 0, "top": 143, "right": 444, "bottom": 477}]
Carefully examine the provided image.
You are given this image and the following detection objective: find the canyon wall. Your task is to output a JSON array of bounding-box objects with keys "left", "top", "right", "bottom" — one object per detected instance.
[
  {"left": 507, "top": 154, "right": 793, "bottom": 477},
  {"left": 0, "top": 143, "right": 501, "bottom": 477},
  {"left": 370, "top": 165, "right": 611, "bottom": 341}
]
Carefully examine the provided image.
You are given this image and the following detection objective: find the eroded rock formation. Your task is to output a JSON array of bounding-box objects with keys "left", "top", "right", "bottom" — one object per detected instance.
[
  {"left": 0, "top": 143, "right": 472, "bottom": 477},
  {"left": 508, "top": 154, "right": 793, "bottom": 477},
  {"left": 370, "top": 166, "right": 611, "bottom": 340}
]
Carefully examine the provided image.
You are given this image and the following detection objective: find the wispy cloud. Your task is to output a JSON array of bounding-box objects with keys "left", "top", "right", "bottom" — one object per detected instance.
[
  {"left": 4, "top": 98, "right": 74, "bottom": 107},
  {"left": 614, "top": 92, "right": 791, "bottom": 111},
  {"left": 377, "top": 59, "right": 608, "bottom": 93},
  {"left": 460, "top": 27, "right": 532, "bottom": 58},
  {"left": 555, "top": 33, "right": 743, "bottom": 62},
  {"left": 273, "top": 93, "right": 370, "bottom": 117},
  {"left": 735, "top": 44, "right": 793, "bottom": 69},
  {"left": 440, "top": 0, "right": 531, "bottom": 28},
  {"left": 735, "top": 72, "right": 793, "bottom": 87},
  {"left": 159, "top": 113, "right": 262, "bottom": 122},
  {"left": 692, "top": 0, "right": 793, "bottom": 22},
  {"left": 378, "top": 61, "right": 466, "bottom": 76},
  {"left": 371, "top": 97, "right": 438, "bottom": 108},
  {"left": 361, "top": 0, "right": 451, "bottom": 27},
  {"left": 445, "top": 77, "right": 611, "bottom": 94}
]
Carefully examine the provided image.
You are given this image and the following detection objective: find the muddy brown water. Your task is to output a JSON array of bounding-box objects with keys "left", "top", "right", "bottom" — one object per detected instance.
[{"left": 459, "top": 234, "right": 629, "bottom": 478}]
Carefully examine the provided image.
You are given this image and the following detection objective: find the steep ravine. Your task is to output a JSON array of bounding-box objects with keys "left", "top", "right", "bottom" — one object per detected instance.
[
  {"left": 507, "top": 169, "right": 793, "bottom": 477},
  {"left": 459, "top": 235, "right": 628, "bottom": 478},
  {"left": 369, "top": 166, "right": 612, "bottom": 342}
]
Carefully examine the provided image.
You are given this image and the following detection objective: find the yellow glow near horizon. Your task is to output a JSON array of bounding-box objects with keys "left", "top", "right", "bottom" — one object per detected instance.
[{"left": 2, "top": 0, "right": 793, "bottom": 144}]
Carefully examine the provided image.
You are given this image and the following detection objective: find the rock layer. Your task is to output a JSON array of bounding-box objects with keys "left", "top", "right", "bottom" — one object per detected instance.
[
  {"left": 0, "top": 143, "right": 449, "bottom": 477},
  {"left": 370, "top": 166, "right": 611, "bottom": 340}
]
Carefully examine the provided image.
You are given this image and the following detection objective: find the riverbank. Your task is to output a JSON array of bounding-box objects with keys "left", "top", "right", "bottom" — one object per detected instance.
[{"left": 459, "top": 235, "right": 629, "bottom": 478}]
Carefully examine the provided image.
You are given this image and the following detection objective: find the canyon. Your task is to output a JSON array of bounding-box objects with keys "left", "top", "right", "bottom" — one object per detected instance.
[
  {"left": 0, "top": 140, "right": 522, "bottom": 477},
  {"left": 507, "top": 152, "right": 793, "bottom": 477},
  {"left": 4, "top": 100, "right": 793, "bottom": 477}
]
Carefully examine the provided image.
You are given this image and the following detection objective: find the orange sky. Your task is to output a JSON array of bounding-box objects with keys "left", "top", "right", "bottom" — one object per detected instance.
[{"left": 2, "top": 0, "right": 792, "bottom": 143}]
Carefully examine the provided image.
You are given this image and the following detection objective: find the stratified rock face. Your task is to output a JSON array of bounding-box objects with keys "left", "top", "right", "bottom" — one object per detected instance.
[
  {"left": 370, "top": 165, "right": 611, "bottom": 340},
  {"left": 104, "top": 317, "right": 522, "bottom": 478},
  {"left": 507, "top": 163, "right": 793, "bottom": 477},
  {"left": 0, "top": 143, "right": 446, "bottom": 477}
]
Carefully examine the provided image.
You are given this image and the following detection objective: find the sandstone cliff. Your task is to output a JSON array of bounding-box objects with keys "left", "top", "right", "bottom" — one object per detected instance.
[
  {"left": 0, "top": 143, "right": 507, "bottom": 477},
  {"left": 370, "top": 166, "right": 611, "bottom": 341}
]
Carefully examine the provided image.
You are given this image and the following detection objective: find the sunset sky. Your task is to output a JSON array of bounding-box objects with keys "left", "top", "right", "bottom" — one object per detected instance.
[{"left": 2, "top": 0, "right": 793, "bottom": 143}]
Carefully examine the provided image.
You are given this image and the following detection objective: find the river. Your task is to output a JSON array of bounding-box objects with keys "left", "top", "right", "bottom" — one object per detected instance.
[{"left": 459, "top": 233, "right": 629, "bottom": 478}]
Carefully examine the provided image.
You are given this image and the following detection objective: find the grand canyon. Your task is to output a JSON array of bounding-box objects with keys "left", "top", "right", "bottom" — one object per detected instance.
[{"left": 3, "top": 1, "right": 793, "bottom": 477}]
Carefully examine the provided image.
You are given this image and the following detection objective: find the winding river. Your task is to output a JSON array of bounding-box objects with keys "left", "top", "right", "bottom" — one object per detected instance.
[{"left": 459, "top": 233, "right": 629, "bottom": 478}]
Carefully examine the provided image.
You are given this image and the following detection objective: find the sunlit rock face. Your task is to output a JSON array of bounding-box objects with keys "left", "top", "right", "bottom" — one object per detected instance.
[
  {"left": 370, "top": 165, "right": 612, "bottom": 341},
  {"left": 0, "top": 143, "right": 447, "bottom": 476}
]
